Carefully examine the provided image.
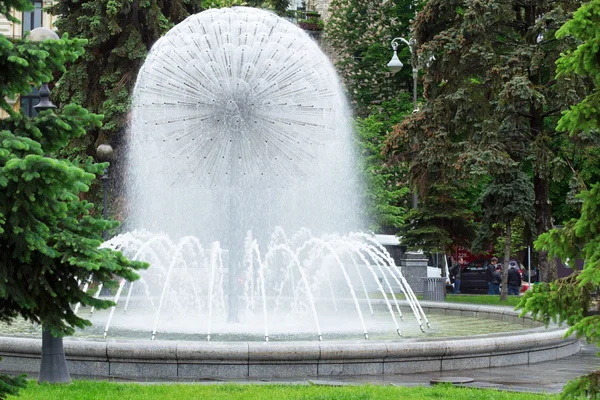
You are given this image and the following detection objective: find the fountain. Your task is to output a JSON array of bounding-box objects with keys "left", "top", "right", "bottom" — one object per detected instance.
[
  {"left": 98, "top": 229, "right": 429, "bottom": 341},
  {"left": 0, "top": 7, "right": 581, "bottom": 379},
  {"left": 93, "top": 5, "right": 427, "bottom": 341}
]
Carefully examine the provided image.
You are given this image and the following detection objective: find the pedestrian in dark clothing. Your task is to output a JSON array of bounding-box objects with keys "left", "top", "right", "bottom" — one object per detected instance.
[
  {"left": 450, "top": 256, "right": 464, "bottom": 294},
  {"left": 492, "top": 265, "right": 502, "bottom": 295},
  {"left": 508, "top": 263, "right": 521, "bottom": 295},
  {"left": 486, "top": 257, "right": 499, "bottom": 295}
]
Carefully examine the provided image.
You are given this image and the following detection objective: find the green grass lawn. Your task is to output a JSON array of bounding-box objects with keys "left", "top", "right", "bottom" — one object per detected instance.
[
  {"left": 445, "top": 294, "right": 523, "bottom": 307},
  {"left": 9, "top": 381, "right": 557, "bottom": 400},
  {"left": 372, "top": 293, "right": 523, "bottom": 307}
]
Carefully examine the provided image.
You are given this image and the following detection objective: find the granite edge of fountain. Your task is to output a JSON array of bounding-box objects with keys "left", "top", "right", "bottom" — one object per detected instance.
[{"left": 0, "top": 303, "right": 580, "bottom": 379}]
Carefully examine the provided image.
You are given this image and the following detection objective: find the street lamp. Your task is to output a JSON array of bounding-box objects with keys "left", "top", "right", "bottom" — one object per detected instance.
[
  {"left": 387, "top": 37, "right": 418, "bottom": 115},
  {"left": 96, "top": 144, "right": 114, "bottom": 241},
  {"left": 388, "top": 36, "right": 419, "bottom": 209},
  {"left": 28, "top": 27, "right": 71, "bottom": 385},
  {"left": 28, "top": 28, "right": 59, "bottom": 114}
]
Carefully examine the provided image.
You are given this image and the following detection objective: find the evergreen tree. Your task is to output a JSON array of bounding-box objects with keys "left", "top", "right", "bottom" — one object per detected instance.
[
  {"left": 518, "top": 1, "right": 600, "bottom": 395},
  {"left": 386, "top": 0, "right": 588, "bottom": 281},
  {"left": 0, "top": 1, "right": 146, "bottom": 394},
  {"left": 398, "top": 179, "right": 476, "bottom": 253},
  {"left": 473, "top": 170, "right": 535, "bottom": 300},
  {"left": 520, "top": 183, "right": 600, "bottom": 397},
  {"left": 50, "top": 0, "right": 203, "bottom": 156},
  {"left": 555, "top": 0, "right": 600, "bottom": 139},
  {"left": 384, "top": 94, "right": 479, "bottom": 253}
]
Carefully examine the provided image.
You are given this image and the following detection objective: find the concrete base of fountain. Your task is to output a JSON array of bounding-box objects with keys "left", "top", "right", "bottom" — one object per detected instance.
[{"left": 0, "top": 303, "right": 579, "bottom": 380}]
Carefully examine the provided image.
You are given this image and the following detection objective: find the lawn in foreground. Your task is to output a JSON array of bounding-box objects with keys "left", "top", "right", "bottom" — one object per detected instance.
[{"left": 9, "top": 381, "right": 557, "bottom": 400}]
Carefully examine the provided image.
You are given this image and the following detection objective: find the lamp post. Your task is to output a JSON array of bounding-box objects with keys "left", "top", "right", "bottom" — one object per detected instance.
[
  {"left": 387, "top": 37, "right": 418, "bottom": 114},
  {"left": 387, "top": 36, "right": 419, "bottom": 209},
  {"left": 29, "top": 28, "right": 59, "bottom": 115},
  {"left": 96, "top": 144, "right": 114, "bottom": 241},
  {"left": 28, "top": 27, "right": 71, "bottom": 385}
]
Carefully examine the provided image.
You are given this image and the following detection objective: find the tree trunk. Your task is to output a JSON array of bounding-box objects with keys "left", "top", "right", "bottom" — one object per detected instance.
[
  {"left": 500, "top": 220, "right": 511, "bottom": 301},
  {"left": 39, "top": 327, "right": 71, "bottom": 383},
  {"left": 534, "top": 172, "right": 557, "bottom": 282},
  {"left": 528, "top": 32, "right": 557, "bottom": 283}
]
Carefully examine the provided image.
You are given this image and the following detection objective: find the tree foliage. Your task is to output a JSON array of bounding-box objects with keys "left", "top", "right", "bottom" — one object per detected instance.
[
  {"left": 326, "top": 0, "right": 417, "bottom": 232},
  {"left": 397, "top": 180, "right": 476, "bottom": 253},
  {"left": 473, "top": 170, "right": 535, "bottom": 299},
  {"left": 50, "top": 0, "right": 203, "bottom": 155},
  {"left": 473, "top": 171, "right": 536, "bottom": 252},
  {"left": 516, "top": 1, "right": 600, "bottom": 396},
  {"left": 0, "top": 28, "right": 147, "bottom": 334},
  {"left": 519, "top": 184, "right": 600, "bottom": 398},
  {"left": 355, "top": 100, "right": 411, "bottom": 232},
  {"left": 326, "top": 0, "right": 419, "bottom": 115},
  {"left": 548, "top": 0, "right": 600, "bottom": 225},
  {"left": 555, "top": 0, "right": 600, "bottom": 138},
  {"left": 0, "top": 0, "right": 29, "bottom": 22},
  {"left": 385, "top": 0, "right": 591, "bottom": 280},
  {"left": 0, "top": 1, "right": 146, "bottom": 396},
  {"left": 383, "top": 80, "right": 480, "bottom": 253}
]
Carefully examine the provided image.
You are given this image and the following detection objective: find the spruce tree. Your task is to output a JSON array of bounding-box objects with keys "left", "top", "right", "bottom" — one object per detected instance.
[
  {"left": 473, "top": 170, "right": 535, "bottom": 300},
  {"left": 384, "top": 99, "right": 479, "bottom": 254},
  {"left": 0, "top": 1, "right": 146, "bottom": 394},
  {"left": 49, "top": 0, "right": 202, "bottom": 154},
  {"left": 398, "top": 180, "right": 476, "bottom": 253},
  {"left": 519, "top": 183, "right": 600, "bottom": 397},
  {"left": 518, "top": 1, "right": 600, "bottom": 395}
]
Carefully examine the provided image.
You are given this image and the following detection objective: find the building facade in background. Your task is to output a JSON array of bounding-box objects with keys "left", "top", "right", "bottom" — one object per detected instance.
[{"left": 0, "top": 1, "right": 57, "bottom": 118}]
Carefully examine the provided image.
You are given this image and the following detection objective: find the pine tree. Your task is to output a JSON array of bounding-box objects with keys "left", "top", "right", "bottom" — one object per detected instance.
[
  {"left": 555, "top": 0, "right": 600, "bottom": 138},
  {"left": 0, "top": 1, "right": 146, "bottom": 394},
  {"left": 519, "top": 183, "right": 600, "bottom": 397},
  {"left": 384, "top": 96, "right": 479, "bottom": 254}
]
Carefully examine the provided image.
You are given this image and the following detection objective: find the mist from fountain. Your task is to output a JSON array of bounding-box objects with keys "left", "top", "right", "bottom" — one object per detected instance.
[{"left": 92, "top": 7, "right": 429, "bottom": 341}]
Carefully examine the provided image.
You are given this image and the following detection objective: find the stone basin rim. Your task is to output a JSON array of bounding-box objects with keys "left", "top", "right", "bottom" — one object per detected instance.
[{"left": 0, "top": 303, "right": 580, "bottom": 378}]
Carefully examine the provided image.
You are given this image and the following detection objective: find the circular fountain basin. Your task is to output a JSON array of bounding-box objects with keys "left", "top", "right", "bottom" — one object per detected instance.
[{"left": 0, "top": 302, "right": 579, "bottom": 379}]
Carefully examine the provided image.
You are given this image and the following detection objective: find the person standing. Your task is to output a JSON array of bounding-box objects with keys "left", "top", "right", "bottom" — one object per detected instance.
[
  {"left": 450, "top": 256, "right": 464, "bottom": 294},
  {"left": 508, "top": 262, "right": 522, "bottom": 295},
  {"left": 486, "top": 257, "right": 499, "bottom": 295},
  {"left": 492, "top": 265, "right": 502, "bottom": 295}
]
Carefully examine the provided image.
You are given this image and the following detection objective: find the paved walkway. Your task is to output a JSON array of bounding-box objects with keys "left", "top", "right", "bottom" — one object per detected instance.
[{"left": 296, "top": 343, "right": 599, "bottom": 394}]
